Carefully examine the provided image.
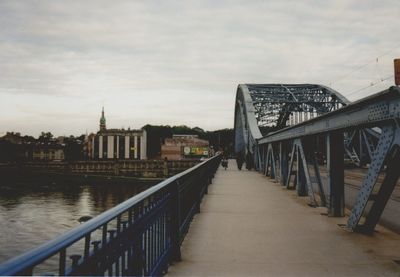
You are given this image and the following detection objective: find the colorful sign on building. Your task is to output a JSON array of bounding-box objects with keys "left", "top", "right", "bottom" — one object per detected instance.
[{"left": 183, "top": 146, "right": 209, "bottom": 157}]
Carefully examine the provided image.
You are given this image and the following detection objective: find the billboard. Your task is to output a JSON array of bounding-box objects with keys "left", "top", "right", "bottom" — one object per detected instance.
[{"left": 183, "top": 146, "right": 209, "bottom": 157}]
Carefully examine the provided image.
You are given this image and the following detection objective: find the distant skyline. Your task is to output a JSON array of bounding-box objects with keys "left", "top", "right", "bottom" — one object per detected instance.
[{"left": 1, "top": 0, "right": 400, "bottom": 137}]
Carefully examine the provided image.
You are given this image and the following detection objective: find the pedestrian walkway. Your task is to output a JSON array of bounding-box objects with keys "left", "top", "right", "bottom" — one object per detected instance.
[{"left": 168, "top": 160, "right": 400, "bottom": 276}]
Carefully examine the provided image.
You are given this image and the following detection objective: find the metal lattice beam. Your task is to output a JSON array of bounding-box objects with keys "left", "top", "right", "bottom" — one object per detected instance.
[
  {"left": 234, "top": 83, "right": 349, "bottom": 170},
  {"left": 235, "top": 84, "right": 400, "bottom": 234},
  {"left": 247, "top": 84, "right": 348, "bottom": 130}
]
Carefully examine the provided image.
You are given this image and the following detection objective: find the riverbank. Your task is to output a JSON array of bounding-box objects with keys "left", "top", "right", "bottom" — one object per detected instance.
[{"left": 0, "top": 159, "right": 200, "bottom": 179}]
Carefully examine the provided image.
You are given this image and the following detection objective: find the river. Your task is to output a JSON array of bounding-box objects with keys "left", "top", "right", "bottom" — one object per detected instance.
[{"left": 0, "top": 172, "right": 157, "bottom": 264}]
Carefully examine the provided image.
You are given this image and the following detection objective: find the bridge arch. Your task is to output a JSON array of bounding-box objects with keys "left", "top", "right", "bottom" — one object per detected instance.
[
  {"left": 235, "top": 83, "right": 400, "bottom": 234},
  {"left": 234, "top": 84, "right": 349, "bottom": 169}
]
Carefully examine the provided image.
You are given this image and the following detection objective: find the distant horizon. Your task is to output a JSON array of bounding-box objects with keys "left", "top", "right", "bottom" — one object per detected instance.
[
  {"left": 0, "top": 122, "right": 234, "bottom": 138},
  {"left": 2, "top": 83, "right": 396, "bottom": 138}
]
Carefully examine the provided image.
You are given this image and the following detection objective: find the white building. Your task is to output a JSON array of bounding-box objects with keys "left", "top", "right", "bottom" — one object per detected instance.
[{"left": 91, "top": 108, "right": 147, "bottom": 160}]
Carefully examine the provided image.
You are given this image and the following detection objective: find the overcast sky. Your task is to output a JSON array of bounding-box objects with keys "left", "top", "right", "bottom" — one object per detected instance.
[{"left": 1, "top": 0, "right": 400, "bottom": 137}]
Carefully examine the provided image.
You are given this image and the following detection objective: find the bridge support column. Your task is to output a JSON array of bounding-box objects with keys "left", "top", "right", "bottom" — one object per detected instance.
[
  {"left": 347, "top": 126, "right": 400, "bottom": 233},
  {"left": 262, "top": 145, "right": 267, "bottom": 175},
  {"left": 360, "top": 145, "right": 400, "bottom": 233},
  {"left": 326, "top": 131, "right": 345, "bottom": 217},
  {"left": 296, "top": 143, "right": 307, "bottom": 197},
  {"left": 279, "top": 141, "right": 288, "bottom": 186},
  {"left": 359, "top": 131, "right": 364, "bottom": 165},
  {"left": 255, "top": 145, "right": 261, "bottom": 171},
  {"left": 266, "top": 144, "right": 276, "bottom": 179}
]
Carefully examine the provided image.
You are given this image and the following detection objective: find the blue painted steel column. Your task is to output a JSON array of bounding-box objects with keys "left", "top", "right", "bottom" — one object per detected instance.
[
  {"left": 280, "top": 141, "right": 288, "bottom": 186},
  {"left": 296, "top": 145, "right": 307, "bottom": 196},
  {"left": 132, "top": 204, "right": 144, "bottom": 276},
  {"left": 326, "top": 131, "right": 345, "bottom": 217},
  {"left": 361, "top": 145, "right": 400, "bottom": 233}
]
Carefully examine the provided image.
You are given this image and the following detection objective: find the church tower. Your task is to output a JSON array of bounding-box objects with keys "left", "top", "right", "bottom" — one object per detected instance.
[{"left": 100, "top": 107, "right": 106, "bottom": 131}]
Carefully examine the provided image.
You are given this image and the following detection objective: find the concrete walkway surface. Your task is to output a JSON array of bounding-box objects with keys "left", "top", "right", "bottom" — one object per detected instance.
[{"left": 168, "top": 160, "right": 400, "bottom": 276}]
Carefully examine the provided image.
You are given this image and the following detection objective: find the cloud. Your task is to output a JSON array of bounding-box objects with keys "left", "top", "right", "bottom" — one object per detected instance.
[{"left": 0, "top": 0, "right": 400, "bottom": 136}]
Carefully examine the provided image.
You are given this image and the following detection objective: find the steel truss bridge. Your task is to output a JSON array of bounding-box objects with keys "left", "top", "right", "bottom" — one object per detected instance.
[
  {"left": 234, "top": 84, "right": 400, "bottom": 234},
  {"left": 1, "top": 84, "right": 400, "bottom": 276}
]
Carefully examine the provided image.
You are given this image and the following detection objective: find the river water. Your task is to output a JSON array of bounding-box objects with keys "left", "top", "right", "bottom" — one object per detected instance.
[{"left": 0, "top": 172, "right": 156, "bottom": 265}]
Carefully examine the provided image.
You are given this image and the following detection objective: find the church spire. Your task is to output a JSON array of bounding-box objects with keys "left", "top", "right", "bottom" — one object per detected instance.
[{"left": 100, "top": 106, "right": 106, "bottom": 131}]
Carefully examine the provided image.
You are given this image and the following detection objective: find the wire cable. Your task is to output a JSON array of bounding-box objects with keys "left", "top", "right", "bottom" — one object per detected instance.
[
  {"left": 329, "top": 43, "right": 400, "bottom": 86},
  {"left": 346, "top": 74, "right": 394, "bottom": 97}
]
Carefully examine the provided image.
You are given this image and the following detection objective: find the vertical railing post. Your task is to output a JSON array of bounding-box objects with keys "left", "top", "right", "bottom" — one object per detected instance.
[
  {"left": 59, "top": 249, "right": 66, "bottom": 276},
  {"left": 195, "top": 172, "right": 202, "bottom": 214},
  {"left": 171, "top": 180, "right": 182, "bottom": 262},
  {"left": 205, "top": 166, "right": 212, "bottom": 194},
  {"left": 205, "top": 176, "right": 209, "bottom": 194},
  {"left": 131, "top": 205, "right": 144, "bottom": 276},
  {"left": 326, "top": 131, "right": 345, "bottom": 217}
]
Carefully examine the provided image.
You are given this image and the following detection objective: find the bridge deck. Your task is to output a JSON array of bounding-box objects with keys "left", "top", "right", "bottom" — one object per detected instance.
[{"left": 168, "top": 160, "right": 400, "bottom": 276}]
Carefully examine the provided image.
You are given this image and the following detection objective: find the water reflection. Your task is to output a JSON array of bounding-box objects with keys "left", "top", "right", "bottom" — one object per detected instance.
[{"left": 0, "top": 172, "right": 156, "bottom": 263}]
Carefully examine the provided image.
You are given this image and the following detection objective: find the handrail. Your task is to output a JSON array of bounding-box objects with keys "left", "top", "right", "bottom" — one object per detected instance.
[{"left": 0, "top": 153, "right": 222, "bottom": 276}]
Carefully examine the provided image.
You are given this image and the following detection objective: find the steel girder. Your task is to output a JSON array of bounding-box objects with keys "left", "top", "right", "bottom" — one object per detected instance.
[
  {"left": 234, "top": 84, "right": 400, "bottom": 234},
  {"left": 248, "top": 84, "right": 348, "bottom": 129},
  {"left": 234, "top": 84, "right": 348, "bottom": 170},
  {"left": 234, "top": 84, "right": 263, "bottom": 169}
]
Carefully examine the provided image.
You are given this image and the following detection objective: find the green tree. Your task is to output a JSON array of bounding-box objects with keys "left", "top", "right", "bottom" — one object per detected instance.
[
  {"left": 64, "top": 135, "right": 85, "bottom": 161},
  {"left": 38, "top": 132, "right": 54, "bottom": 143}
]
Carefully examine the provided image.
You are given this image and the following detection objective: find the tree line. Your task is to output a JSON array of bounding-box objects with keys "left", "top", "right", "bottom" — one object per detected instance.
[
  {"left": 142, "top": 125, "right": 234, "bottom": 159},
  {"left": 0, "top": 127, "right": 235, "bottom": 161}
]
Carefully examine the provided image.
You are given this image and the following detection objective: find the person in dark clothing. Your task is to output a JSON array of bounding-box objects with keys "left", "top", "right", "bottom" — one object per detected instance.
[
  {"left": 236, "top": 154, "right": 244, "bottom": 170},
  {"left": 221, "top": 157, "right": 228, "bottom": 170}
]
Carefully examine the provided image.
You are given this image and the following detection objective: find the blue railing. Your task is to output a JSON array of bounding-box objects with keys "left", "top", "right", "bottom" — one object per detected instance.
[{"left": 0, "top": 154, "right": 222, "bottom": 276}]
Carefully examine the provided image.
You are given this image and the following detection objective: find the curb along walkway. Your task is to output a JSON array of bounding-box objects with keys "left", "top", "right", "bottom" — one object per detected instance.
[{"left": 168, "top": 160, "right": 400, "bottom": 276}]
